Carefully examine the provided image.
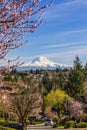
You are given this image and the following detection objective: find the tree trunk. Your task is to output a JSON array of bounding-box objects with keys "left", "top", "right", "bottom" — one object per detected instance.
[
  {"left": 22, "top": 121, "right": 27, "bottom": 130},
  {"left": 57, "top": 111, "right": 61, "bottom": 120},
  {"left": 57, "top": 111, "right": 61, "bottom": 125}
]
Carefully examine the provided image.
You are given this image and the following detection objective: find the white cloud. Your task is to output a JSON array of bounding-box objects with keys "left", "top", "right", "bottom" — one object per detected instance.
[
  {"left": 42, "top": 45, "right": 87, "bottom": 65},
  {"left": 57, "top": 29, "right": 87, "bottom": 37},
  {"left": 44, "top": 0, "right": 87, "bottom": 22},
  {"left": 42, "top": 41, "right": 87, "bottom": 49},
  {"left": 35, "top": 28, "right": 87, "bottom": 43},
  {"left": 58, "top": 0, "right": 87, "bottom": 7}
]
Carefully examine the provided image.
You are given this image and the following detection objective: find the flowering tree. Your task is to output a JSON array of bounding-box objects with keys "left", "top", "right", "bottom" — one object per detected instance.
[
  {"left": 10, "top": 86, "right": 41, "bottom": 130},
  {"left": 64, "top": 99, "right": 83, "bottom": 121},
  {"left": 0, "top": 0, "right": 53, "bottom": 71},
  {"left": 0, "top": 0, "right": 53, "bottom": 87}
]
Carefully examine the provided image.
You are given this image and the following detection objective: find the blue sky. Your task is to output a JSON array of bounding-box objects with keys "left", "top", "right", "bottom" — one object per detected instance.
[{"left": 7, "top": 0, "right": 87, "bottom": 66}]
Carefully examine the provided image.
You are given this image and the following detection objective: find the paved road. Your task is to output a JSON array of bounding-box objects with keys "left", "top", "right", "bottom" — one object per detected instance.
[
  {"left": 27, "top": 124, "right": 57, "bottom": 130},
  {"left": 27, "top": 124, "right": 87, "bottom": 130}
]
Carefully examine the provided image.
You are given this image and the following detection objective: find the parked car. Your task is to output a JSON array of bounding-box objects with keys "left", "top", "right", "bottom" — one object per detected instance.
[
  {"left": 45, "top": 118, "right": 53, "bottom": 126},
  {"left": 40, "top": 116, "right": 47, "bottom": 121}
]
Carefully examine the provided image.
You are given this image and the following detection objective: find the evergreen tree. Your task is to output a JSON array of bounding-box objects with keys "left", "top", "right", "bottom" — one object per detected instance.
[
  {"left": 42, "top": 72, "right": 53, "bottom": 93},
  {"left": 84, "top": 63, "right": 87, "bottom": 71},
  {"left": 66, "top": 56, "right": 85, "bottom": 99},
  {"left": 58, "top": 71, "right": 65, "bottom": 90},
  {"left": 74, "top": 55, "right": 83, "bottom": 70},
  {"left": 83, "top": 63, "right": 87, "bottom": 82}
]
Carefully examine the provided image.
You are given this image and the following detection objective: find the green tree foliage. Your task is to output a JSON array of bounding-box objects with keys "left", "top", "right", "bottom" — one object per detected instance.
[
  {"left": 58, "top": 71, "right": 65, "bottom": 90},
  {"left": 42, "top": 72, "right": 53, "bottom": 94},
  {"left": 66, "top": 56, "right": 85, "bottom": 99},
  {"left": 84, "top": 63, "right": 87, "bottom": 82},
  {"left": 74, "top": 55, "right": 83, "bottom": 70},
  {"left": 4, "top": 72, "right": 13, "bottom": 82},
  {"left": 44, "top": 89, "right": 70, "bottom": 121},
  {"left": 84, "top": 63, "right": 87, "bottom": 71}
]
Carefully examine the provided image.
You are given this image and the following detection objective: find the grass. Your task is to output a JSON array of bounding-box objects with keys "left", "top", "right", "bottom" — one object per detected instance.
[
  {"left": 0, "top": 118, "right": 17, "bottom": 130},
  {"left": 0, "top": 118, "right": 6, "bottom": 125},
  {"left": 0, "top": 126, "right": 16, "bottom": 130},
  {"left": 57, "top": 125, "right": 64, "bottom": 129}
]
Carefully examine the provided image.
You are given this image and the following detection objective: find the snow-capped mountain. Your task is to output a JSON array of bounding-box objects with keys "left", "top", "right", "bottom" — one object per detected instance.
[
  {"left": 17, "top": 56, "right": 71, "bottom": 71},
  {"left": 23, "top": 56, "right": 58, "bottom": 67}
]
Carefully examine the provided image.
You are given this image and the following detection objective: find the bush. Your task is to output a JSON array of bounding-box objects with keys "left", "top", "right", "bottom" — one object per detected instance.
[
  {"left": 52, "top": 123, "right": 57, "bottom": 128},
  {"left": 76, "top": 122, "right": 87, "bottom": 128},
  {"left": 3, "top": 123, "right": 22, "bottom": 130},
  {"left": 0, "top": 118, "right": 5, "bottom": 125},
  {"left": 64, "top": 120, "right": 76, "bottom": 128}
]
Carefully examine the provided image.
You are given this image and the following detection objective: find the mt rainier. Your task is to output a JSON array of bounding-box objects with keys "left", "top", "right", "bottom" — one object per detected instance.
[
  {"left": 24, "top": 56, "right": 58, "bottom": 67},
  {"left": 17, "top": 56, "right": 71, "bottom": 71}
]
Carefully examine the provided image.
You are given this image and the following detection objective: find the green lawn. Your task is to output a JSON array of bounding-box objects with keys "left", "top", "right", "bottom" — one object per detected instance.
[
  {"left": 0, "top": 126, "right": 16, "bottom": 130},
  {"left": 57, "top": 126, "right": 64, "bottom": 129},
  {"left": 0, "top": 118, "right": 17, "bottom": 130}
]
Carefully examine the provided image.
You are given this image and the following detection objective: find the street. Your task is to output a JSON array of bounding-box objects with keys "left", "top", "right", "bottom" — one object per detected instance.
[
  {"left": 27, "top": 124, "right": 87, "bottom": 130},
  {"left": 27, "top": 124, "right": 58, "bottom": 130}
]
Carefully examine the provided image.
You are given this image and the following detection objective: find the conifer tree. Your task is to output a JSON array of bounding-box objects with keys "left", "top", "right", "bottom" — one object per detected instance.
[{"left": 67, "top": 56, "right": 85, "bottom": 99}]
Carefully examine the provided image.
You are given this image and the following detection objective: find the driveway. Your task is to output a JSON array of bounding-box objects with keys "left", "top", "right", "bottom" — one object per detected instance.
[{"left": 27, "top": 124, "right": 87, "bottom": 130}]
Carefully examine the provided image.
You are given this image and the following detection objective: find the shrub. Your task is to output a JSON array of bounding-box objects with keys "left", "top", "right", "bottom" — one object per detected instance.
[
  {"left": 0, "top": 118, "right": 5, "bottom": 125},
  {"left": 76, "top": 122, "right": 87, "bottom": 128},
  {"left": 52, "top": 123, "right": 57, "bottom": 128},
  {"left": 3, "top": 123, "right": 22, "bottom": 130},
  {"left": 64, "top": 120, "right": 76, "bottom": 128}
]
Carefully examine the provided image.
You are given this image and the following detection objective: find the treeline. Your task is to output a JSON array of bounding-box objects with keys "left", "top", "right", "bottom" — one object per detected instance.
[{"left": 0, "top": 55, "right": 87, "bottom": 128}]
